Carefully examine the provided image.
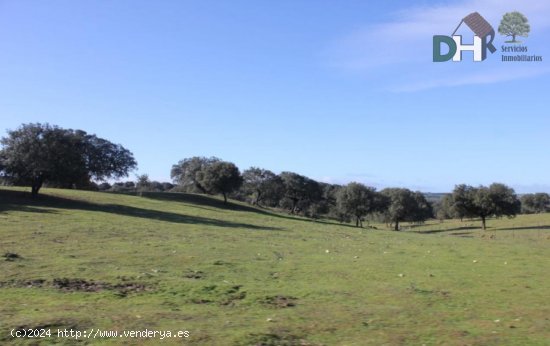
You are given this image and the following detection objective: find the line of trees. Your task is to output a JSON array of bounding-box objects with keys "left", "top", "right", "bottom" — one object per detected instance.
[
  {"left": 169, "top": 157, "right": 532, "bottom": 230},
  {"left": 170, "top": 156, "right": 434, "bottom": 229},
  {"left": 96, "top": 176, "right": 175, "bottom": 193},
  {"left": 520, "top": 193, "right": 550, "bottom": 214},
  {"left": 1, "top": 123, "right": 546, "bottom": 230}
]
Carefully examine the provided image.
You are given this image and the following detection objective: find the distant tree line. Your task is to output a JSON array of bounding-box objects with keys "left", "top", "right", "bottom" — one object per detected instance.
[
  {"left": 169, "top": 156, "right": 434, "bottom": 229},
  {"left": 520, "top": 193, "right": 550, "bottom": 214},
  {"left": 1, "top": 123, "right": 548, "bottom": 230},
  {"left": 96, "top": 176, "right": 175, "bottom": 193}
]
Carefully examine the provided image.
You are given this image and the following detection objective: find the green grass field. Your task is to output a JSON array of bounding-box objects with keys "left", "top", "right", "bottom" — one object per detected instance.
[{"left": 1, "top": 187, "right": 549, "bottom": 345}]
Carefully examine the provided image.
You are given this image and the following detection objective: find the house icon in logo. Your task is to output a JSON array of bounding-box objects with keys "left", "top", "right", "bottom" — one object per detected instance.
[{"left": 433, "top": 12, "right": 497, "bottom": 62}]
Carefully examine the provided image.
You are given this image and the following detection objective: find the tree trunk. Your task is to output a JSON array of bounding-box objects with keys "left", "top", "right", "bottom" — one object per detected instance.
[
  {"left": 394, "top": 220, "right": 399, "bottom": 231},
  {"left": 196, "top": 182, "right": 208, "bottom": 194},
  {"left": 481, "top": 216, "right": 486, "bottom": 230},
  {"left": 356, "top": 216, "right": 363, "bottom": 228},
  {"left": 222, "top": 191, "right": 227, "bottom": 204},
  {"left": 254, "top": 190, "right": 262, "bottom": 206},
  {"left": 31, "top": 174, "right": 44, "bottom": 198},
  {"left": 291, "top": 198, "right": 298, "bottom": 214},
  {"left": 512, "top": 34, "right": 516, "bottom": 42}
]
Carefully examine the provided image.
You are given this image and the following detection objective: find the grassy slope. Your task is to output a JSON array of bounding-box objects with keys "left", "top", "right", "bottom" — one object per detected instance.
[{"left": 0, "top": 187, "right": 549, "bottom": 345}]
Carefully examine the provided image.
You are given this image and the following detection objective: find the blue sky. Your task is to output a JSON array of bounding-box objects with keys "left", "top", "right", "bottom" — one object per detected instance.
[{"left": 1, "top": 0, "right": 549, "bottom": 192}]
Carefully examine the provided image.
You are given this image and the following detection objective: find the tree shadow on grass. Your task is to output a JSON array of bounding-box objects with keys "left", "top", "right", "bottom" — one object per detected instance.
[
  {"left": 0, "top": 190, "right": 281, "bottom": 231},
  {"left": 498, "top": 225, "right": 550, "bottom": 231},
  {"left": 137, "top": 191, "right": 347, "bottom": 227},
  {"left": 413, "top": 226, "right": 480, "bottom": 234},
  {"left": 449, "top": 231, "right": 475, "bottom": 238},
  {"left": 140, "top": 192, "right": 255, "bottom": 212}
]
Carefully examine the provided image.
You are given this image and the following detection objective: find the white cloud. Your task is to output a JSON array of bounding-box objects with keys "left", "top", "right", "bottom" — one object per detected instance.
[{"left": 326, "top": 0, "right": 550, "bottom": 91}]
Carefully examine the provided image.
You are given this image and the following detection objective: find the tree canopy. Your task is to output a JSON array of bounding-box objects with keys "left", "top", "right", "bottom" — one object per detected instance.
[
  {"left": 279, "top": 171, "right": 322, "bottom": 214},
  {"left": 451, "top": 183, "right": 520, "bottom": 229},
  {"left": 520, "top": 193, "right": 550, "bottom": 214},
  {"left": 0, "top": 123, "right": 137, "bottom": 196},
  {"left": 196, "top": 161, "right": 243, "bottom": 203},
  {"left": 336, "top": 182, "right": 384, "bottom": 227},
  {"left": 242, "top": 167, "right": 284, "bottom": 206},
  {"left": 170, "top": 156, "right": 220, "bottom": 193},
  {"left": 380, "top": 188, "right": 431, "bottom": 231}
]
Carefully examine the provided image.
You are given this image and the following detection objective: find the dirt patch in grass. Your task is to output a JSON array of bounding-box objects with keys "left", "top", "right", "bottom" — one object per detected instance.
[
  {"left": 188, "top": 284, "right": 247, "bottom": 306},
  {"left": 213, "top": 260, "right": 232, "bottom": 266},
  {"left": 408, "top": 283, "right": 450, "bottom": 297},
  {"left": 220, "top": 285, "right": 246, "bottom": 306},
  {"left": 53, "top": 278, "right": 110, "bottom": 292},
  {"left": 3, "top": 252, "right": 22, "bottom": 261},
  {"left": 183, "top": 270, "right": 204, "bottom": 279},
  {"left": 0, "top": 279, "right": 46, "bottom": 288},
  {"left": 262, "top": 295, "right": 298, "bottom": 308},
  {"left": 112, "top": 282, "right": 150, "bottom": 297},
  {"left": 190, "top": 298, "right": 212, "bottom": 304},
  {"left": 240, "top": 328, "right": 317, "bottom": 346},
  {"left": 0, "top": 277, "right": 149, "bottom": 295},
  {"left": 53, "top": 278, "right": 149, "bottom": 294}
]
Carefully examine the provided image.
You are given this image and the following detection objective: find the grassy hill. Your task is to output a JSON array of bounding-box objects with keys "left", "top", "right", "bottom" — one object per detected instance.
[{"left": 1, "top": 187, "right": 549, "bottom": 345}]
